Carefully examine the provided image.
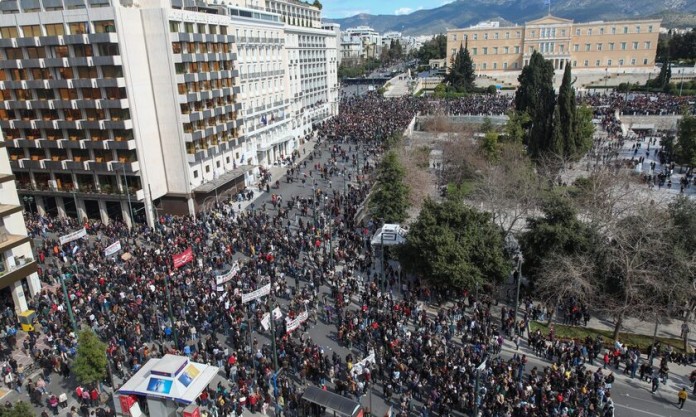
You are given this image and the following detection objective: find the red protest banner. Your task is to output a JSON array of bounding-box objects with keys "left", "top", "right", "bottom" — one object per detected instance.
[{"left": 172, "top": 247, "right": 194, "bottom": 269}]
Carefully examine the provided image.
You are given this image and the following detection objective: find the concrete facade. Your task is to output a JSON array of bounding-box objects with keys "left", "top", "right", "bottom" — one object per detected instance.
[{"left": 0, "top": 0, "right": 338, "bottom": 224}]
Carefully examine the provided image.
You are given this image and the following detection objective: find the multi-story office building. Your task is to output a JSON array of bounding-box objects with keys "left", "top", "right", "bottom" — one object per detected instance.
[
  {"left": 446, "top": 15, "right": 661, "bottom": 73},
  {"left": 271, "top": 0, "right": 338, "bottom": 139},
  {"left": 343, "top": 25, "right": 381, "bottom": 60},
  {"left": 0, "top": 130, "right": 40, "bottom": 315},
  {"left": 0, "top": 0, "right": 337, "bottom": 225}
]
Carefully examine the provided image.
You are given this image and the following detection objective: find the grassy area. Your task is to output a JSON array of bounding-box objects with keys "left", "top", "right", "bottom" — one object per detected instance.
[{"left": 529, "top": 321, "right": 688, "bottom": 354}]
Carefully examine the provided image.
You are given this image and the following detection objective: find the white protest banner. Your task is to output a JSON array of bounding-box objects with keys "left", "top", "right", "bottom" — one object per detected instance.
[
  {"left": 351, "top": 350, "right": 376, "bottom": 376},
  {"left": 241, "top": 283, "right": 271, "bottom": 304},
  {"left": 104, "top": 241, "right": 122, "bottom": 257},
  {"left": 272, "top": 307, "right": 283, "bottom": 320},
  {"left": 59, "top": 228, "right": 87, "bottom": 245},
  {"left": 261, "top": 313, "right": 271, "bottom": 331},
  {"left": 215, "top": 262, "right": 240, "bottom": 286},
  {"left": 285, "top": 310, "right": 309, "bottom": 333}
]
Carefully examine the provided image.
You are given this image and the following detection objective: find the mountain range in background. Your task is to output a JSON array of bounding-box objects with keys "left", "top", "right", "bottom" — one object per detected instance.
[{"left": 324, "top": 0, "right": 696, "bottom": 36}]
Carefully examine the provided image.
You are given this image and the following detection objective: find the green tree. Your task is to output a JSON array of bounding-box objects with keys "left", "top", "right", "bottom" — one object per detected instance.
[
  {"left": 444, "top": 45, "right": 475, "bottom": 92},
  {"left": 556, "top": 63, "right": 578, "bottom": 158},
  {"left": 369, "top": 151, "right": 409, "bottom": 223},
  {"left": 480, "top": 131, "right": 501, "bottom": 161},
  {"left": 480, "top": 116, "right": 494, "bottom": 134},
  {"left": 521, "top": 192, "right": 598, "bottom": 282},
  {"left": 515, "top": 51, "right": 555, "bottom": 159},
  {"left": 397, "top": 198, "right": 511, "bottom": 291},
  {"left": 503, "top": 110, "right": 531, "bottom": 144},
  {"left": 575, "top": 104, "right": 594, "bottom": 156},
  {"left": 675, "top": 114, "right": 696, "bottom": 167},
  {"left": 415, "top": 34, "right": 447, "bottom": 63},
  {"left": 0, "top": 402, "right": 33, "bottom": 417},
  {"left": 73, "top": 329, "right": 108, "bottom": 385}
]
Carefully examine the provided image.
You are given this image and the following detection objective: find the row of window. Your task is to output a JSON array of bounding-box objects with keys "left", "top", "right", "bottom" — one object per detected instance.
[
  {"left": 169, "top": 22, "right": 229, "bottom": 36},
  {"left": 0, "top": 86, "right": 126, "bottom": 101},
  {"left": 176, "top": 79, "right": 235, "bottom": 95},
  {"left": 2, "top": 44, "right": 119, "bottom": 61},
  {"left": 0, "top": 21, "right": 115, "bottom": 38},
  {"left": 453, "top": 24, "right": 655, "bottom": 42},
  {"left": 171, "top": 41, "right": 231, "bottom": 55},
  {"left": 0, "top": 65, "right": 123, "bottom": 82},
  {"left": 180, "top": 98, "right": 236, "bottom": 115},
  {"left": 475, "top": 57, "right": 650, "bottom": 70},
  {"left": 3, "top": 128, "right": 133, "bottom": 142},
  {"left": 0, "top": 107, "right": 130, "bottom": 122},
  {"left": 457, "top": 40, "right": 653, "bottom": 56}
]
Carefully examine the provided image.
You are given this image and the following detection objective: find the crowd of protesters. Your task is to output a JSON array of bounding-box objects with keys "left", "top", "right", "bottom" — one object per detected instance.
[{"left": 0, "top": 91, "right": 693, "bottom": 417}]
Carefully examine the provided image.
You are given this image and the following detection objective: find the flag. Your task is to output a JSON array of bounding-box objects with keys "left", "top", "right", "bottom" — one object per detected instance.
[{"left": 172, "top": 247, "right": 194, "bottom": 268}]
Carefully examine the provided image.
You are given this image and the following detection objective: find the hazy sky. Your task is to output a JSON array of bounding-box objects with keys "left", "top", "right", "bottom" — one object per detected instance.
[{"left": 321, "top": 0, "right": 455, "bottom": 19}]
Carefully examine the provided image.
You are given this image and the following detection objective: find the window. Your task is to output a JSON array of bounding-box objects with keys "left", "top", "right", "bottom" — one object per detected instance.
[
  {"left": 623, "top": 26, "right": 628, "bottom": 34},
  {"left": 559, "top": 44, "right": 564, "bottom": 53},
  {"left": 185, "top": 23, "right": 194, "bottom": 33},
  {"left": 517, "top": 31, "right": 521, "bottom": 38},
  {"left": 633, "top": 42, "right": 638, "bottom": 50},
  {"left": 193, "top": 170, "right": 199, "bottom": 178},
  {"left": 503, "top": 46, "right": 509, "bottom": 54},
  {"left": 631, "top": 58, "right": 636, "bottom": 65},
  {"left": 45, "top": 24, "right": 64, "bottom": 36},
  {"left": 584, "top": 60, "right": 588, "bottom": 66},
  {"left": 493, "top": 47, "right": 498, "bottom": 55},
  {"left": 530, "top": 30, "right": 535, "bottom": 38},
  {"left": 643, "top": 58, "right": 649, "bottom": 65},
  {"left": 561, "top": 29, "right": 566, "bottom": 36},
  {"left": 648, "top": 25, "right": 653, "bottom": 33},
  {"left": 69, "top": 22, "right": 87, "bottom": 35},
  {"left": 607, "top": 59, "right": 612, "bottom": 66},
  {"left": 0, "top": 26, "right": 18, "bottom": 38},
  {"left": 482, "top": 47, "right": 487, "bottom": 55},
  {"left": 585, "top": 43, "right": 591, "bottom": 51},
  {"left": 596, "top": 60, "right": 601, "bottom": 66},
  {"left": 94, "top": 21, "right": 116, "bottom": 33},
  {"left": 472, "top": 48, "right": 477, "bottom": 55},
  {"left": 205, "top": 165, "right": 210, "bottom": 173},
  {"left": 611, "top": 27, "right": 616, "bottom": 34},
  {"left": 21, "top": 25, "right": 41, "bottom": 37},
  {"left": 515, "top": 46, "right": 520, "bottom": 54},
  {"left": 493, "top": 62, "right": 497, "bottom": 69},
  {"left": 576, "top": 29, "right": 581, "bottom": 36},
  {"left": 482, "top": 63, "right": 486, "bottom": 70},
  {"left": 621, "top": 42, "right": 626, "bottom": 50},
  {"left": 587, "top": 28, "right": 592, "bottom": 36},
  {"left": 645, "top": 41, "right": 651, "bottom": 49},
  {"left": 600, "top": 28, "right": 604, "bottom": 35},
  {"left": 596, "top": 43, "right": 602, "bottom": 51},
  {"left": 573, "top": 44, "right": 579, "bottom": 52},
  {"left": 609, "top": 42, "right": 615, "bottom": 51},
  {"left": 5, "top": 48, "right": 23, "bottom": 59},
  {"left": 484, "top": 33, "right": 488, "bottom": 40},
  {"left": 505, "top": 32, "right": 509, "bottom": 39},
  {"left": 494, "top": 32, "right": 498, "bottom": 40},
  {"left": 473, "top": 33, "right": 478, "bottom": 40},
  {"left": 451, "top": 34, "right": 456, "bottom": 41},
  {"left": 26, "top": 47, "right": 46, "bottom": 59},
  {"left": 636, "top": 26, "right": 640, "bottom": 33},
  {"left": 619, "top": 59, "right": 624, "bottom": 66},
  {"left": 169, "top": 21, "right": 180, "bottom": 32},
  {"left": 572, "top": 60, "right": 577, "bottom": 67}
]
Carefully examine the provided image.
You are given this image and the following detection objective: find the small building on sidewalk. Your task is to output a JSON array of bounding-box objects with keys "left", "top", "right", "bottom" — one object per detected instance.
[{"left": 117, "top": 354, "right": 218, "bottom": 417}]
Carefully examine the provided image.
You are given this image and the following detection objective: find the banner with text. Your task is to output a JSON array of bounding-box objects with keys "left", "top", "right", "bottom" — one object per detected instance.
[
  {"left": 241, "top": 283, "right": 271, "bottom": 304},
  {"left": 59, "top": 228, "right": 87, "bottom": 245},
  {"left": 104, "top": 241, "right": 122, "bottom": 257},
  {"left": 261, "top": 313, "right": 271, "bottom": 331},
  {"left": 172, "top": 247, "right": 194, "bottom": 269},
  {"left": 215, "top": 262, "right": 240, "bottom": 286},
  {"left": 285, "top": 311, "right": 309, "bottom": 333}
]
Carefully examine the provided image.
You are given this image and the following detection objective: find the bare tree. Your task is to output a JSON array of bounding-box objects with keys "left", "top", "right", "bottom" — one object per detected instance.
[
  {"left": 468, "top": 142, "right": 543, "bottom": 234},
  {"left": 535, "top": 252, "right": 598, "bottom": 326}
]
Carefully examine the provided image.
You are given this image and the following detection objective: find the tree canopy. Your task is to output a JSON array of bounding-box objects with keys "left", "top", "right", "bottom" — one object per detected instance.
[
  {"left": 675, "top": 114, "right": 696, "bottom": 167},
  {"left": 369, "top": 150, "right": 409, "bottom": 223},
  {"left": 73, "top": 329, "right": 108, "bottom": 385},
  {"left": 397, "top": 198, "right": 511, "bottom": 291},
  {"left": 0, "top": 402, "right": 33, "bottom": 417},
  {"left": 415, "top": 34, "right": 447, "bottom": 63},
  {"left": 444, "top": 46, "right": 476, "bottom": 93},
  {"left": 515, "top": 51, "right": 555, "bottom": 159}
]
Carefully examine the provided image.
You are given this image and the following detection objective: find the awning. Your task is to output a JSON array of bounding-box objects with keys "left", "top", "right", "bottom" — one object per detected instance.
[
  {"left": 117, "top": 354, "right": 219, "bottom": 405},
  {"left": 301, "top": 386, "right": 362, "bottom": 417},
  {"left": 371, "top": 224, "right": 407, "bottom": 246},
  {"left": 192, "top": 165, "right": 253, "bottom": 194}
]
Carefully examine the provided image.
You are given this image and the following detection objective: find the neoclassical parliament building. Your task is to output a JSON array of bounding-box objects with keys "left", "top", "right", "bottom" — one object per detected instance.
[{"left": 446, "top": 15, "right": 661, "bottom": 73}]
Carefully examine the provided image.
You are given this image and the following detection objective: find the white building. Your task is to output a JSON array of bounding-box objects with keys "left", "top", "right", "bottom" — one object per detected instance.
[
  {"left": 343, "top": 25, "right": 382, "bottom": 60},
  {"left": 0, "top": 0, "right": 338, "bottom": 224},
  {"left": 0, "top": 130, "right": 41, "bottom": 316},
  {"left": 340, "top": 35, "right": 363, "bottom": 63}
]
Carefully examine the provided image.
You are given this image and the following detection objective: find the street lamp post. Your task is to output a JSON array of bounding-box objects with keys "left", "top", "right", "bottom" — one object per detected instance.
[{"left": 59, "top": 273, "right": 78, "bottom": 334}]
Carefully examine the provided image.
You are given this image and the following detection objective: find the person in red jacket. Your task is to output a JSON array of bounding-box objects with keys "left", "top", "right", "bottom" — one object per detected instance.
[{"left": 90, "top": 387, "right": 99, "bottom": 407}]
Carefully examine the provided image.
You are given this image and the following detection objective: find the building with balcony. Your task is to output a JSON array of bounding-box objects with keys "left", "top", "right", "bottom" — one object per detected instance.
[
  {"left": 446, "top": 15, "right": 660, "bottom": 73},
  {"left": 0, "top": 130, "right": 41, "bottom": 316},
  {"left": 0, "top": 0, "right": 338, "bottom": 224}
]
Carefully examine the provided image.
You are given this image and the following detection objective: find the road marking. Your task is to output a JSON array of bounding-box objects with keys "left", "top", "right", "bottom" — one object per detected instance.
[{"left": 614, "top": 402, "right": 684, "bottom": 417}]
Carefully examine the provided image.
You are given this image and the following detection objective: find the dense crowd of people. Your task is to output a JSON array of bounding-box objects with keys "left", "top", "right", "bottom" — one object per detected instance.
[{"left": 0, "top": 91, "right": 693, "bottom": 417}]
